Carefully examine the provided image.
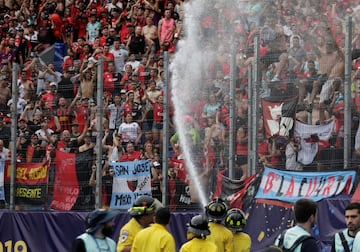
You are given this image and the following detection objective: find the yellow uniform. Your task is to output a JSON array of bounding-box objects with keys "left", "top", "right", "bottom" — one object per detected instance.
[
  {"left": 116, "top": 218, "right": 142, "bottom": 252},
  {"left": 233, "top": 232, "right": 251, "bottom": 252},
  {"left": 206, "top": 222, "right": 234, "bottom": 252},
  {"left": 131, "top": 223, "right": 176, "bottom": 252},
  {"left": 180, "top": 237, "right": 218, "bottom": 252}
]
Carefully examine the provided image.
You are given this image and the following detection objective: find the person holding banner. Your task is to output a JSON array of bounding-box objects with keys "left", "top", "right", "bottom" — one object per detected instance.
[
  {"left": 116, "top": 195, "right": 158, "bottom": 252},
  {"left": 72, "top": 209, "right": 120, "bottom": 252}
]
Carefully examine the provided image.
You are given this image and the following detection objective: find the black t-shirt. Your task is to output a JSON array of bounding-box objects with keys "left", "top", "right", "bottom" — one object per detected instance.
[
  {"left": 0, "top": 125, "right": 11, "bottom": 147},
  {"left": 28, "top": 121, "right": 41, "bottom": 134},
  {"left": 57, "top": 77, "right": 74, "bottom": 99},
  {"left": 129, "top": 34, "right": 146, "bottom": 55}
]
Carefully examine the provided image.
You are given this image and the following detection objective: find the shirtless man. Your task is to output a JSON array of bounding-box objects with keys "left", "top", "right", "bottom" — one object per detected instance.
[
  {"left": 308, "top": 39, "right": 344, "bottom": 112},
  {"left": 79, "top": 68, "right": 96, "bottom": 99},
  {"left": 0, "top": 77, "right": 11, "bottom": 113},
  {"left": 18, "top": 70, "right": 34, "bottom": 101},
  {"left": 142, "top": 16, "right": 159, "bottom": 53}
]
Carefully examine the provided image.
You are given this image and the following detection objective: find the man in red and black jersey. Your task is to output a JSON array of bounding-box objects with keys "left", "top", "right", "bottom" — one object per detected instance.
[{"left": 56, "top": 97, "right": 73, "bottom": 132}]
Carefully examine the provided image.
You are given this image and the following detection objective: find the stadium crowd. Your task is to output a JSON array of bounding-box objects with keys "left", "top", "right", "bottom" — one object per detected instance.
[{"left": 1, "top": 0, "right": 360, "bottom": 209}]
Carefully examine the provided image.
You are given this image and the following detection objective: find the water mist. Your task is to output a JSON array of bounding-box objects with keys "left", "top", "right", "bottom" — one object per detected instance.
[{"left": 171, "top": 0, "right": 238, "bottom": 207}]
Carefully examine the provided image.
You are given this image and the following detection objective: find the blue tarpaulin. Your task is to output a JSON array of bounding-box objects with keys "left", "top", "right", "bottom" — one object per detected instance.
[{"left": 0, "top": 194, "right": 351, "bottom": 252}]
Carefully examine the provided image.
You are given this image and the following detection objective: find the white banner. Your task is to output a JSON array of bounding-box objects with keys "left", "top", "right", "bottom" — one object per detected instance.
[{"left": 109, "top": 160, "right": 152, "bottom": 209}]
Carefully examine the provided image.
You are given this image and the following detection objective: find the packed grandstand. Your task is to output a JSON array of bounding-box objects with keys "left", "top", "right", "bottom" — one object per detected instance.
[{"left": 0, "top": 0, "right": 359, "bottom": 214}]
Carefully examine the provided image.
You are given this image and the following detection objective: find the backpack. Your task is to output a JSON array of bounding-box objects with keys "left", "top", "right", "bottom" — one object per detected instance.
[
  {"left": 275, "top": 230, "right": 314, "bottom": 252},
  {"left": 338, "top": 231, "right": 350, "bottom": 252}
]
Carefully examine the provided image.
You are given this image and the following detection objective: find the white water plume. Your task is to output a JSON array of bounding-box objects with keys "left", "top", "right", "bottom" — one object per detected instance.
[{"left": 170, "top": 0, "right": 235, "bottom": 207}]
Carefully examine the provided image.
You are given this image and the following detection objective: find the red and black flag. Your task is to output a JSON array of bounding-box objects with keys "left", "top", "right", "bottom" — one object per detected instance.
[
  {"left": 4, "top": 162, "right": 50, "bottom": 205},
  {"left": 261, "top": 97, "right": 298, "bottom": 138},
  {"left": 51, "top": 149, "right": 94, "bottom": 211}
]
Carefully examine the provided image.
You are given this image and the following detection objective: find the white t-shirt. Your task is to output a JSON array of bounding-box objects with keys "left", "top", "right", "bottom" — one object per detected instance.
[
  {"left": 110, "top": 48, "right": 129, "bottom": 74},
  {"left": 118, "top": 122, "right": 141, "bottom": 142},
  {"left": 35, "top": 128, "right": 54, "bottom": 147}
]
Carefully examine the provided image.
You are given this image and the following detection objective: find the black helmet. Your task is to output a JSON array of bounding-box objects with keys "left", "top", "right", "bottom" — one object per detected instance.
[
  {"left": 187, "top": 215, "right": 210, "bottom": 237},
  {"left": 128, "top": 195, "right": 156, "bottom": 216},
  {"left": 205, "top": 198, "right": 228, "bottom": 221},
  {"left": 224, "top": 208, "right": 246, "bottom": 232}
]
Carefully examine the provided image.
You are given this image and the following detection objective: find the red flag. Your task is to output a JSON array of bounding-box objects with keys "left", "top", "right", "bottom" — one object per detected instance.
[
  {"left": 170, "top": 159, "right": 188, "bottom": 184},
  {"left": 51, "top": 151, "right": 79, "bottom": 211}
]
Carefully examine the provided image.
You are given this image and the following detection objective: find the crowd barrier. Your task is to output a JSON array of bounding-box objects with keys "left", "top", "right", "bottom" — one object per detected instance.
[{"left": 0, "top": 194, "right": 351, "bottom": 252}]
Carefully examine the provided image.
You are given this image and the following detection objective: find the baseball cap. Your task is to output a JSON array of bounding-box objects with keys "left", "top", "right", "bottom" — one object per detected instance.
[
  {"left": 50, "top": 82, "right": 57, "bottom": 87},
  {"left": 120, "top": 89, "right": 127, "bottom": 94}
]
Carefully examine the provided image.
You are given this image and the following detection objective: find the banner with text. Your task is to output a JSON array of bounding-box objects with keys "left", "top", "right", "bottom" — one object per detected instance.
[
  {"left": 0, "top": 160, "right": 4, "bottom": 200},
  {"left": 12, "top": 162, "right": 49, "bottom": 205},
  {"left": 255, "top": 167, "right": 356, "bottom": 203},
  {"left": 109, "top": 160, "right": 151, "bottom": 209},
  {"left": 51, "top": 151, "right": 80, "bottom": 211}
]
